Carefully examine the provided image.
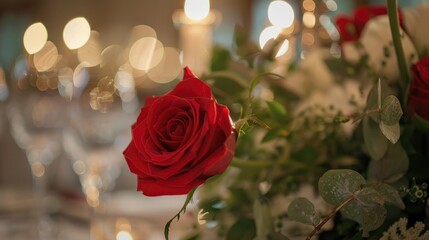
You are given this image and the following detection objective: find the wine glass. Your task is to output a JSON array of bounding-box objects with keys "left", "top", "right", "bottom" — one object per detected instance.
[
  {"left": 7, "top": 61, "right": 66, "bottom": 240},
  {"left": 62, "top": 73, "right": 138, "bottom": 239}
]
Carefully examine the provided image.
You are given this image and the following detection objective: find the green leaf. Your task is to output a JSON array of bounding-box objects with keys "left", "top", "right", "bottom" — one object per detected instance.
[
  {"left": 267, "top": 232, "right": 291, "bottom": 240},
  {"left": 253, "top": 199, "right": 274, "bottom": 240},
  {"left": 164, "top": 187, "right": 197, "bottom": 240},
  {"left": 380, "top": 95, "right": 403, "bottom": 126},
  {"left": 287, "top": 197, "right": 320, "bottom": 226},
  {"left": 318, "top": 169, "right": 365, "bottom": 206},
  {"left": 363, "top": 117, "right": 388, "bottom": 160},
  {"left": 379, "top": 122, "right": 400, "bottom": 144},
  {"left": 226, "top": 218, "right": 256, "bottom": 240},
  {"left": 266, "top": 101, "right": 287, "bottom": 123},
  {"left": 367, "top": 182, "right": 405, "bottom": 209},
  {"left": 341, "top": 191, "right": 387, "bottom": 237},
  {"left": 367, "top": 143, "right": 409, "bottom": 183}
]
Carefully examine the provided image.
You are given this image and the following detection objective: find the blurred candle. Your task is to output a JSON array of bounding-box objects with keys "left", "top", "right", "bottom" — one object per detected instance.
[{"left": 173, "top": 0, "right": 219, "bottom": 76}]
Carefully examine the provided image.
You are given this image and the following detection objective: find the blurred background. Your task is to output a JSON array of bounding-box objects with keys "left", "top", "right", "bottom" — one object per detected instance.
[{"left": 0, "top": 0, "right": 426, "bottom": 239}]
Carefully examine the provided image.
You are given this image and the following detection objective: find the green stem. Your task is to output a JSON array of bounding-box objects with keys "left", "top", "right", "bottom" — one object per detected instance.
[
  {"left": 386, "top": 0, "right": 411, "bottom": 109},
  {"left": 306, "top": 194, "right": 356, "bottom": 240}
]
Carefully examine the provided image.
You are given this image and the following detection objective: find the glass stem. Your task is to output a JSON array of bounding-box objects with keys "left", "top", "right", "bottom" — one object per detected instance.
[{"left": 32, "top": 170, "right": 52, "bottom": 240}]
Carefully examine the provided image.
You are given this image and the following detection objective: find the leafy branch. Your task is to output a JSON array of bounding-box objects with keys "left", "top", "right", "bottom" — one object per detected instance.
[{"left": 287, "top": 169, "right": 405, "bottom": 239}]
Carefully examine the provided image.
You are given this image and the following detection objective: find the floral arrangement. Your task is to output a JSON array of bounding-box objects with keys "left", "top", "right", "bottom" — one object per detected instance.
[{"left": 124, "top": 1, "right": 429, "bottom": 239}]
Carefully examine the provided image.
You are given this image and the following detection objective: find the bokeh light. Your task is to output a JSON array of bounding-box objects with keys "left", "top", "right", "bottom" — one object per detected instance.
[
  {"left": 129, "top": 37, "right": 164, "bottom": 71},
  {"left": 73, "top": 63, "right": 90, "bottom": 96},
  {"left": 184, "top": 0, "right": 210, "bottom": 21},
  {"left": 78, "top": 31, "right": 102, "bottom": 67},
  {"left": 128, "top": 25, "right": 157, "bottom": 46},
  {"left": 116, "top": 231, "right": 133, "bottom": 240},
  {"left": 148, "top": 47, "right": 181, "bottom": 84},
  {"left": 268, "top": 0, "right": 295, "bottom": 29},
  {"left": 63, "top": 17, "right": 91, "bottom": 50},
  {"left": 275, "top": 39, "right": 290, "bottom": 58},
  {"left": 58, "top": 67, "right": 74, "bottom": 100},
  {"left": 23, "top": 22, "right": 48, "bottom": 54},
  {"left": 303, "top": 12, "right": 316, "bottom": 28},
  {"left": 33, "top": 41, "right": 59, "bottom": 72},
  {"left": 259, "top": 26, "right": 281, "bottom": 49}
]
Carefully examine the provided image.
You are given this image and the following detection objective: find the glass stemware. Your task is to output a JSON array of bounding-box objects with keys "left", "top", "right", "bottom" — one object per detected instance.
[
  {"left": 7, "top": 63, "right": 66, "bottom": 240},
  {"left": 62, "top": 75, "right": 138, "bottom": 239}
]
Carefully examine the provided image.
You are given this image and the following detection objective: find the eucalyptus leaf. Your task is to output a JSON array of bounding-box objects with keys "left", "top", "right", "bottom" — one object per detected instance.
[
  {"left": 366, "top": 79, "right": 394, "bottom": 123},
  {"left": 287, "top": 197, "right": 320, "bottom": 226},
  {"left": 380, "top": 95, "right": 403, "bottom": 126},
  {"left": 367, "top": 143, "right": 409, "bottom": 183},
  {"left": 253, "top": 199, "right": 274, "bottom": 239},
  {"left": 266, "top": 101, "right": 287, "bottom": 123},
  {"left": 379, "top": 122, "right": 400, "bottom": 144},
  {"left": 318, "top": 169, "right": 365, "bottom": 206},
  {"left": 341, "top": 196, "right": 387, "bottom": 237},
  {"left": 363, "top": 117, "right": 389, "bottom": 160},
  {"left": 355, "top": 187, "right": 384, "bottom": 206},
  {"left": 367, "top": 182, "right": 405, "bottom": 209}
]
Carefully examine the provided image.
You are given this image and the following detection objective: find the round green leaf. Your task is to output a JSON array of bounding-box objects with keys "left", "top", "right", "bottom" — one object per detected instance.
[
  {"left": 287, "top": 197, "right": 320, "bottom": 226},
  {"left": 367, "top": 182, "right": 405, "bottom": 209},
  {"left": 318, "top": 169, "right": 365, "bottom": 206},
  {"left": 380, "top": 95, "right": 403, "bottom": 126},
  {"left": 363, "top": 117, "right": 389, "bottom": 160},
  {"left": 368, "top": 143, "right": 409, "bottom": 183},
  {"left": 379, "top": 122, "right": 400, "bottom": 144},
  {"left": 341, "top": 193, "right": 387, "bottom": 238}
]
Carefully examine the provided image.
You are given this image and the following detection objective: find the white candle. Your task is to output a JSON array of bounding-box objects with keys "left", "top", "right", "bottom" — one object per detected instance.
[{"left": 173, "top": 0, "right": 218, "bottom": 76}]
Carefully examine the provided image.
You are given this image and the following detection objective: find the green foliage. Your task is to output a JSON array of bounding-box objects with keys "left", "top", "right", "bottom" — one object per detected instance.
[
  {"left": 226, "top": 218, "right": 256, "bottom": 240},
  {"left": 367, "top": 143, "right": 409, "bottom": 183},
  {"left": 380, "top": 95, "right": 403, "bottom": 126},
  {"left": 318, "top": 169, "right": 365, "bottom": 206},
  {"left": 288, "top": 169, "right": 405, "bottom": 238},
  {"left": 287, "top": 197, "right": 320, "bottom": 226},
  {"left": 363, "top": 117, "right": 389, "bottom": 160}
]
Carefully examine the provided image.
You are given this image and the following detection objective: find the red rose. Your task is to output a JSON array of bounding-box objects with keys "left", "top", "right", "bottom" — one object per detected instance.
[
  {"left": 123, "top": 67, "right": 236, "bottom": 196},
  {"left": 336, "top": 6, "right": 403, "bottom": 42},
  {"left": 408, "top": 57, "right": 429, "bottom": 120}
]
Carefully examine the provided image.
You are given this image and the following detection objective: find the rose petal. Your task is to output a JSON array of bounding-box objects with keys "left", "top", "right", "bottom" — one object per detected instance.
[{"left": 168, "top": 69, "right": 213, "bottom": 99}]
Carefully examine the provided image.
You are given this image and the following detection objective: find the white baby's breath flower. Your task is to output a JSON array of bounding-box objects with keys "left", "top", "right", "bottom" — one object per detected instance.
[
  {"left": 360, "top": 16, "right": 418, "bottom": 83},
  {"left": 380, "top": 218, "right": 429, "bottom": 240}
]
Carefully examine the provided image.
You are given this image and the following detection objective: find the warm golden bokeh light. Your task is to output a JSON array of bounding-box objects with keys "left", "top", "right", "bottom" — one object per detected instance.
[
  {"left": 129, "top": 37, "right": 164, "bottom": 71},
  {"left": 303, "top": 0, "right": 316, "bottom": 11},
  {"left": 73, "top": 63, "right": 90, "bottom": 90},
  {"left": 259, "top": 26, "right": 281, "bottom": 49},
  {"left": 275, "top": 39, "right": 290, "bottom": 58},
  {"left": 33, "top": 41, "right": 59, "bottom": 72},
  {"left": 23, "top": 22, "right": 48, "bottom": 54},
  {"left": 148, "top": 47, "right": 181, "bottom": 84},
  {"left": 268, "top": 0, "right": 295, "bottom": 28},
  {"left": 63, "top": 17, "right": 91, "bottom": 50},
  {"left": 184, "top": 0, "right": 210, "bottom": 21},
  {"left": 78, "top": 31, "right": 102, "bottom": 67},
  {"left": 128, "top": 25, "right": 157, "bottom": 46},
  {"left": 303, "top": 12, "right": 316, "bottom": 28},
  {"left": 116, "top": 230, "right": 133, "bottom": 240}
]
